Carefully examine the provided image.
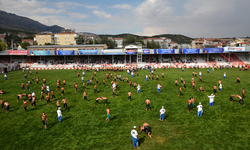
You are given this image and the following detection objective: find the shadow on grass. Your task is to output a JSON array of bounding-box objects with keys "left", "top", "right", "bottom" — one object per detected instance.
[
  {"left": 111, "top": 115, "right": 117, "bottom": 120},
  {"left": 49, "top": 116, "right": 72, "bottom": 128},
  {"left": 139, "top": 136, "right": 146, "bottom": 145}
]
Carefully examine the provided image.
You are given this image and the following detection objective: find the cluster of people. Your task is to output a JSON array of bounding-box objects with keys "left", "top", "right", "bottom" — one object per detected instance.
[{"left": 1, "top": 66, "right": 248, "bottom": 148}]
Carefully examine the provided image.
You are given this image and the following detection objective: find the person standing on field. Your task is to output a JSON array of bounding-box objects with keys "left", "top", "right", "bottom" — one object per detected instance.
[
  {"left": 159, "top": 106, "right": 166, "bottom": 121},
  {"left": 40, "top": 112, "right": 47, "bottom": 129},
  {"left": 131, "top": 126, "right": 139, "bottom": 148},
  {"left": 223, "top": 72, "right": 226, "bottom": 79},
  {"left": 57, "top": 107, "right": 62, "bottom": 123},
  {"left": 207, "top": 94, "right": 215, "bottom": 106},
  {"left": 106, "top": 107, "right": 111, "bottom": 121},
  {"left": 197, "top": 102, "right": 203, "bottom": 117},
  {"left": 4, "top": 74, "right": 7, "bottom": 80}
]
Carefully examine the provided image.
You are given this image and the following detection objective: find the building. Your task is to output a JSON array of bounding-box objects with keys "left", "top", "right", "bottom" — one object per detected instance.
[
  {"left": 144, "top": 37, "right": 166, "bottom": 45},
  {"left": 54, "top": 29, "right": 78, "bottom": 45},
  {"left": 0, "top": 34, "right": 5, "bottom": 42},
  {"left": 114, "top": 38, "right": 123, "bottom": 48},
  {"left": 191, "top": 38, "right": 205, "bottom": 48},
  {"left": 27, "top": 44, "right": 108, "bottom": 51},
  {"left": 35, "top": 32, "right": 55, "bottom": 45},
  {"left": 21, "top": 39, "right": 33, "bottom": 45},
  {"left": 18, "top": 33, "right": 29, "bottom": 38}
]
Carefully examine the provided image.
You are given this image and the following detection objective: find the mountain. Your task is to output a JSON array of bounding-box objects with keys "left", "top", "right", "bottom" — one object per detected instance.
[
  {"left": 99, "top": 33, "right": 194, "bottom": 44},
  {"left": 0, "top": 10, "right": 63, "bottom": 33}
]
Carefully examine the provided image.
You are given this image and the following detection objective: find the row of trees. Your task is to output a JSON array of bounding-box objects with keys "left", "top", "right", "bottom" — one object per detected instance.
[
  {"left": 76, "top": 36, "right": 117, "bottom": 49},
  {"left": 146, "top": 40, "right": 161, "bottom": 49},
  {"left": 76, "top": 34, "right": 147, "bottom": 49}
]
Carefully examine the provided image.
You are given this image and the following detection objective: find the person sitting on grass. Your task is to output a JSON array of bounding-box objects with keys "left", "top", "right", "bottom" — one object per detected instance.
[
  {"left": 0, "top": 90, "right": 5, "bottom": 95},
  {"left": 199, "top": 86, "right": 205, "bottom": 92}
]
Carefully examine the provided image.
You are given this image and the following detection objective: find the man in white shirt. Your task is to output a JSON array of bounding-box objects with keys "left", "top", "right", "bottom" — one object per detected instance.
[
  {"left": 82, "top": 71, "right": 85, "bottom": 77},
  {"left": 137, "top": 84, "right": 141, "bottom": 93},
  {"left": 199, "top": 71, "right": 202, "bottom": 77},
  {"left": 146, "top": 74, "right": 148, "bottom": 81},
  {"left": 127, "top": 69, "right": 129, "bottom": 74},
  {"left": 131, "top": 71, "right": 134, "bottom": 77},
  {"left": 197, "top": 102, "right": 203, "bottom": 117},
  {"left": 219, "top": 84, "right": 222, "bottom": 91},
  {"left": 31, "top": 91, "right": 35, "bottom": 97},
  {"left": 81, "top": 76, "right": 84, "bottom": 82},
  {"left": 223, "top": 72, "right": 226, "bottom": 79},
  {"left": 112, "top": 83, "right": 116, "bottom": 90},
  {"left": 57, "top": 107, "right": 62, "bottom": 122},
  {"left": 4, "top": 74, "right": 7, "bottom": 80},
  {"left": 131, "top": 126, "right": 139, "bottom": 148},
  {"left": 159, "top": 106, "right": 166, "bottom": 121},
  {"left": 156, "top": 84, "right": 162, "bottom": 93},
  {"left": 46, "top": 85, "right": 50, "bottom": 94},
  {"left": 207, "top": 94, "right": 215, "bottom": 106}
]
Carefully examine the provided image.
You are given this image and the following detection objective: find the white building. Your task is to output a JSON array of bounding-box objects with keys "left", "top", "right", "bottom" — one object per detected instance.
[{"left": 115, "top": 38, "right": 123, "bottom": 48}]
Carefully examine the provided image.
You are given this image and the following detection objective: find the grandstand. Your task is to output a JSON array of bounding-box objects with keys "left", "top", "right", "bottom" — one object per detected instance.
[{"left": 1, "top": 46, "right": 249, "bottom": 70}]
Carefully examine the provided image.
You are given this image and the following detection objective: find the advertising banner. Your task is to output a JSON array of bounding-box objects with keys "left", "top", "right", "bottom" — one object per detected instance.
[
  {"left": 54, "top": 50, "right": 75, "bottom": 55},
  {"left": 77, "top": 50, "right": 98, "bottom": 55},
  {"left": 8, "top": 50, "right": 28, "bottom": 55},
  {"left": 179, "top": 49, "right": 200, "bottom": 54},
  {"left": 154, "top": 49, "right": 174, "bottom": 54},
  {"left": 203, "top": 48, "right": 224, "bottom": 53},
  {"left": 143, "top": 49, "right": 150, "bottom": 54},
  {"left": 101, "top": 49, "right": 123, "bottom": 55},
  {"left": 224, "top": 47, "right": 245, "bottom": 52},
  {"left": 29, "top": 50, "right": 50, "bottom": 56},
  {"left": 126, "top": 50, "right": 136, "bottom": 55}
]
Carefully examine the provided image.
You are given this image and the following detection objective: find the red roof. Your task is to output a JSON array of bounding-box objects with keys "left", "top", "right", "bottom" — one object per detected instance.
[
  {"left": 115, "top": 38, "right": 123, "bottom": 40},
  {"left": 145, "top": 38, "right": 163, "bottom": 40},
  {"left": 169, "top": 42, "right": 176, "bottom": 44},
  {"left": 213, "top": 43, "right": 222, "bottom": 46},
  {"left": 56, "top": 32, "right": 75, "bottom": 34},
  {"left": 0, "top": 35, "right": 5, "bottom": 38},
  {"left": 240, "top": 42, "right": 249, "bottom": 44}
]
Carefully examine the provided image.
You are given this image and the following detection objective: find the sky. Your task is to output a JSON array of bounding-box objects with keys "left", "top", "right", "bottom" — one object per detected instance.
[{"left": 0, "top": 0, "right": 250, "bottom": 38}]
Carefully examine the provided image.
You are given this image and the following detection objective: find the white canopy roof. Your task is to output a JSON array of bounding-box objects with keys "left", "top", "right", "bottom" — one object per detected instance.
[{"left": 124, "top": 45, "right": 138, "bottom": 49}]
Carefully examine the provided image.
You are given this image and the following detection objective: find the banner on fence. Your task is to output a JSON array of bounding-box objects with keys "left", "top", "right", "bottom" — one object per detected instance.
[
  {"left": 143, "top": 49, "right": 150, "bottom": 54},
  {"left": 8, "top": 50, "right": 28, "bottom": 55},
  {"left": 224, "top": 47, "right": 245, "bottom": 52},
  {"left": 203, "top": 48, "right": 224, "bottom": 53},
  {"left": 101, "top": 49, "right": 123, "bottom": 55},
  {"left": 77, "top": 50, "right": 98, "bottom": 55},
  {"left": 154, "top": 49, "right": 175, "bottom": 54},
  {"left": 54, "top": 50, "right": 75, "bottom": 55},
  {"left": 126, "top": 50, "right": 136, "bottom": 54},
  {"left": 29, "top": 50, "right": 50, "bottom": 56},
  {"left": 179, "top": 49, "right": 200, "bottom": 54}
]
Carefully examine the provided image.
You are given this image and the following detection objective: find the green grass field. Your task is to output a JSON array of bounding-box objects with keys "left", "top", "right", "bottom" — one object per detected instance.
[{"left": 0, "top": 68, "right": 249, "bottom": 149}]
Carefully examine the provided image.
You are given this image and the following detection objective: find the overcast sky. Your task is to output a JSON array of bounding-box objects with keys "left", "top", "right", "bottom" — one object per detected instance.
[{"left": 0, "top": 0, "right": 249, "bottom": 38}]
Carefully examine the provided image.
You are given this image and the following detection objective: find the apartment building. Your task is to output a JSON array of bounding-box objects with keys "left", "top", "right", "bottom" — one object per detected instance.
[
  {"left": 114, "top": 38, "right": 123, "bottom": 48},
  {"left": 35, "top": 29, "right": 78, "bottom": 46},
  {"left": 35, "top": 32, "right": 55, "bottom": 45},
  {"left": 21, "top": 39, "right": 33, "bottom": 45}
]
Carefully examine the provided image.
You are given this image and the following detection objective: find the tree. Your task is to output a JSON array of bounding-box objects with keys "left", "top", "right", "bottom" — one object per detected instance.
[
  {"left": 20, "top": 41, "right": 30, "bottom": 50},
  {"left": 0, "top": 41, "right": 6, "bottom": 51},
  {"left": 147, "top": 40, "right": 151, "bottom": 48},
  {"left": 100, "top": 36, "right": 117, "bottom": 49},
  {"left": 156, "top": 42, "right": 161, "bottom": 49},
  {"left": 88, "top": 39, "right": 93, "bottom": 44},
  {"left": 33, "top": 41, "right": 38, "bottom": 45},
  {"left": 76, "top": 36, "right": 84, "bottom": 45}
]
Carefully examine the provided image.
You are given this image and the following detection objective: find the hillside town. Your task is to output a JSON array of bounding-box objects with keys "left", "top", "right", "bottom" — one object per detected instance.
[{"left": 0, "top": 28, "right": 250, "bottom": 50}]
